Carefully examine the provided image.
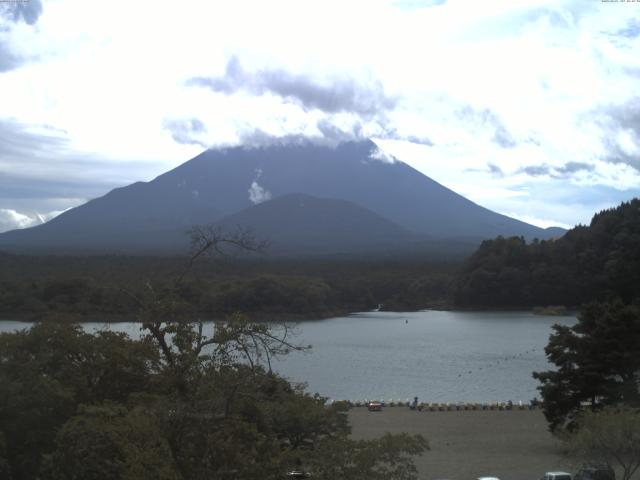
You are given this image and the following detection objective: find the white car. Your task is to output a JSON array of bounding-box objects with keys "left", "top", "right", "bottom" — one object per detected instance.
[
  {"left": 477, "top": 477, "right": 500, "bottom": 480},
  {"left": 542, "top": 472, "right": 572, "bottom": 480}
]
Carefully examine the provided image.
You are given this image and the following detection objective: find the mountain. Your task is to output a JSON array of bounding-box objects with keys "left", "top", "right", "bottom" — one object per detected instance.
[
  {"left": 216, "top": 193, "right": 418, "bottom": 255},
  {"left": 0, "top": 139, "right": 564, "bottom": 255}
]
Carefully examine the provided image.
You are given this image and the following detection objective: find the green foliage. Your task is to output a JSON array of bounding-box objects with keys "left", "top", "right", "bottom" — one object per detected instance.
[
  {"left": 50, "top": 402, "right": 180, "bottom": 480},
  {"left": 455, "top": 199, "right": 640, "bottom": 307},
  {"left": 306, "top": 433, "right": 429, "bottom": 480},
  {"left": 0, "top": 254, "right": 455, "bottom": 321},
  {"left": 533, "top": 300, "right": 640, "bottom": 433},
  {"left": 565, "top": 406, "right": 640, "bottom": 480},
  {"left": 0, "top": 317, "right": 427, "bottom": 480},
  {"left": 0, "top": 323, "right": 158, "bottom": 479},
  {"left": 0, "top": 236, "right": 429, "bottom": 480}
]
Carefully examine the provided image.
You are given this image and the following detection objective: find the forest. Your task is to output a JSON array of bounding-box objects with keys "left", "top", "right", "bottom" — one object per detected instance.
[
  {"left": 1, "top": 199, "right": 640, "bottom": 320},
  {"left": 0, "top": 253, "right": 455, "bottom": 321},
  {"left": 0, "top": 230, "right": 429, "bottom": 480},
  {"left": 454, "top": 199, "right": 640, "bottom": 308}
]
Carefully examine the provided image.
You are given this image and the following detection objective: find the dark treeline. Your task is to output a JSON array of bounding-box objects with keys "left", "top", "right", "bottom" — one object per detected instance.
[
  {"left": 454, "top": 199, "right": 640, "bottom": 308},
  {"left": 0, "top": 254, "right": 456, "bottom": 321}
]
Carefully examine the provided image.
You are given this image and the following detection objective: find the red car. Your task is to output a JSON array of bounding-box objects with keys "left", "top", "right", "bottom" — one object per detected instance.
[{"left": 367, "top": 401, "right": 383, "bottom": 411}]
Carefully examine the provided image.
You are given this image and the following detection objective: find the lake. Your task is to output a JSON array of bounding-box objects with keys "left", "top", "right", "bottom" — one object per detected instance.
[{"left": 0, "top": 310, "right": 575, "bottom": 404}]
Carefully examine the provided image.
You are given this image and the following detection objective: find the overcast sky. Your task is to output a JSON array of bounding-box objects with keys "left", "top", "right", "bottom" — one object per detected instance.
[{"left": 0, "top": 0, "right": 639, "bottom": 233}]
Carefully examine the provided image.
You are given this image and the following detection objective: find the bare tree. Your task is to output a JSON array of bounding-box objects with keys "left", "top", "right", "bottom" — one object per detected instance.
[
  {"left": 565, "top": 406, "right": 640, "bottom": 480},
  {"left": 124, "top": 226, "right": 304, "bottom": 398}
]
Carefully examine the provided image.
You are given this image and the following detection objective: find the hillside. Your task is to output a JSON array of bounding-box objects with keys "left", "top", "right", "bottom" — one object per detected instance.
[
  {"left": 216, "top": 193, "right": 419, "bottom": 255},
  {"left": 453, "top": 198, "right": 640, "bottom": 308}
]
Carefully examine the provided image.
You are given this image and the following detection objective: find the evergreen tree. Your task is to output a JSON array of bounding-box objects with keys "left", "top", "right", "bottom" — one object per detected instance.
[{"left": 533, "top": 300, "right": 640, "bottom": 432}]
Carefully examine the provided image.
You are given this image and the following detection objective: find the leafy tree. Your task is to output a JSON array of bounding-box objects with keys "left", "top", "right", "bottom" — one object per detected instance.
[
  {"left": 455, "top": 198, "right": 640, "bottom": 308},
  {"left": 533, "top": 300, "right": 640, "bottom": 432},
  {"left": 0, "top": 226, "right": 428, "bottom": 479},
  {"left": 50, "top": 402, "right": 180, "bottom": 480},
  {"left": 0, "top": 322, "right": 157, "bottom": 479},
  {"left": 306, "top": 433, "right": 429, "bottom": 480},
  {"left": 565, "top": 406, "right": 640, "bottom": 480}
]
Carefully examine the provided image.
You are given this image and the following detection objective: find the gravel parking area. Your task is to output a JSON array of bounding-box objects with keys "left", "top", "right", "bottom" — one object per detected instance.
[{"left": 349, "top": 408, "right": 577, "bottom": 480}]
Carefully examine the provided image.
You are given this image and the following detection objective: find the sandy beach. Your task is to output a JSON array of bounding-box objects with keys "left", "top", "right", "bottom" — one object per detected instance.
[{"left": 349, "top": 407, "right": 578, "bottom": 480}]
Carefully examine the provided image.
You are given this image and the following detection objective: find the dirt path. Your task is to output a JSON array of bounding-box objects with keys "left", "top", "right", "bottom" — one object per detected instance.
[{"left": 349, "top": 407, "right": 576, "bottom": 480}]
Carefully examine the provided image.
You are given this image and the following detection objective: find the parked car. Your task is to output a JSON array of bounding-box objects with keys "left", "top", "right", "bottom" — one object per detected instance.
[
  {"left": 367, "top": 401, "right": 383, "bottom": 411},
  {"left": 574, "top": 463, "right": 615, "bottom": 480},
  {"left": 286, "top": 471, "right": 311, "bottom": 478},
  {"left": 542, "top": 471, "right": 572, "bottom": 480}
]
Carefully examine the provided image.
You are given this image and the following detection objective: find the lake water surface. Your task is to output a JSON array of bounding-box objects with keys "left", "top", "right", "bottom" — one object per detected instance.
[{"left": 1, "top": 310, "right": 575, "bottom": 403}]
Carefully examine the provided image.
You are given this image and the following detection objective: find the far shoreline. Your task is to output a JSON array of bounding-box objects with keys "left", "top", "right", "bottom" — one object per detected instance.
[{"left": 0, "top": 305, "right": 578, "bottom": 324}]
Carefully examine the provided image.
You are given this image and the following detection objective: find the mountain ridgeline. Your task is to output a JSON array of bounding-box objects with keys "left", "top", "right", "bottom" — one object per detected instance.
[
  {"left": 454, "top": 199, "right": 640, "bottom": 308},
  {"left": 0, "top": 140, "right": 563, "bottom": 257}
]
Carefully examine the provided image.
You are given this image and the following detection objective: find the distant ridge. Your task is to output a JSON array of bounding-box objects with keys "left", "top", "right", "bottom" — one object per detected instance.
[
  {"left": 216, "top": 193, "right": 418, "bottom": 254},
  {"left": 0, "top": 139, "right": 565, "bottom": 255}
]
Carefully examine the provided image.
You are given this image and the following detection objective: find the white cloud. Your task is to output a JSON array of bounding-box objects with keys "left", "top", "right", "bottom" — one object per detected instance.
[
  {"left": 0, "top": 0, "right": 638, "bottom": 226},
  {"left": 502, "top": 212, "right": 572, "bottom": 231},
  {"left": 248, "top": 181, "right": 272, "bottom": 205},
  {"left": 369, "top": 146, "right": 396, "bottom": 164},
  {"left": 0, "top": 208, "right": 66, "bottom": 233}
]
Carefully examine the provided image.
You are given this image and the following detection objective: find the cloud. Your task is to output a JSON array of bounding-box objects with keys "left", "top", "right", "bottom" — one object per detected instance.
[
  {"left": 0, "top": 0, "right": 43, "bottom": 72},
  {"left": 457, "top": 106, "right": 517, "bottom": 148},
  {"left": 0, "top": 41, "right": 20, "bottom": 72},
  {"left": 518, "top": 162, "right": 596, "bottom": 179},
  {"left": 614, "top": 19, "right": 640, "bottom": 39},
  {"left": 520, "top": 165, "right": 551, "bottom": 177},
  {"left": 369, "top": 146, "right": 396, "bottom": 164},
  {"left": 393, "top": 0, "right": 447, "bottom": 9},
  {"left": 0, "top": 207, "right": 65, "bottom": 234},
  {"left": 406, "top": 135, "right": 434, "bottom": 146},
  {"left": 502, "top": 211, "right": 572, "bottom": 230},
  {"left": 0, "top": 119, "right": 148, "bottom": 217},
  {"left": 187, "top": 56, "right": 397, "bottom": 118},
  {"left": 556, "top": 162, "right": 595, "bottom": 175},
  {"left": 248, "top": 181, "right": 271, "bottom": 205},
  {"left": 162, "top": 118, "right": 208, "bottom": 147},
  {"left": 0, "top": 0, "right": 43, "bottom": 25},
  {"left": 487, "top": 163, "right": 504, "bottom": 178},
  {"left": 315, "top": 119, "right": 364, "bottom": 144},
  {"left": 597, "top": 99, "right": 640, "bottom": 171}
]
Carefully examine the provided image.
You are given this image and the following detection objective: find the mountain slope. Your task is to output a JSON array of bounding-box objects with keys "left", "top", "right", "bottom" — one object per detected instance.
[
  {"left": 216, "top": 193, "right": 419, "bottom": 254},
  {"left": 454, "top": 198, "right": 640, "bottom": 307},
  {"left": 0, "top": 139, "right": 563, "bottom": 254}
]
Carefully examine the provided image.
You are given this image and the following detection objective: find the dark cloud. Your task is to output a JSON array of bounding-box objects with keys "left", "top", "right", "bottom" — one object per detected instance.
[
  {"left": 162, "top": 118, "right": 208, "bottom": 148},
  {"left": 556, "top": 162, "right": 595, "bottom": 175},
  {"left": 518, "top": 162, "right": 595, "bottom": 179},
  {"left": 0, "top": 119, "right": 68, "bottom": 158},
  {"left": 187, "top": 56, "right": 397, "bottom": 118},
  {"left": 596, "top": 98, "right": 640, "bottom": 171},
  {"left": 519, "top": 165, "right": 551, "bottom": 177},
  {"left": 614, "top": 19, "right": 640, "bottom": 39},
  {"left": 236, "top": 129, "right": 333, "bottom": 149},
  {"left": 0, "top": 119, "right": 130, "bottom": 211},
  {"left": 366, "top": 123, "right": 434, "bottom": 146},
  {"left": 465, "top": 163, "right": 504, "bottom": 177},
  {"left": 493, "top": 123, "right": 517, "bottom": 148},
  {"left": 487, "top": 163, "right": 504, "bottom": 178},
  {"left": 0, "top": 41, "right": 19, "bottom": 72},
  {"left": 0, "top": 0, "right": 43, "bottom": 73},
  {"left": 457, "top": 106, "right": 517, "bottom": 148},
  {"left": 0, "top": 0, "right": 43, "bottom": 25},
  {"left": 406, "top": 135, "right": 434, "bottom": 146},
  {"left": 316, "top": 119, "right": 363, "bottom": 144}
]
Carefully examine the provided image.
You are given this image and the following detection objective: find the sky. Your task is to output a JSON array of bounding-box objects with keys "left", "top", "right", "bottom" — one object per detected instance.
[{"left": 0, "top": 0, "right": 639, "bottom": 233}]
